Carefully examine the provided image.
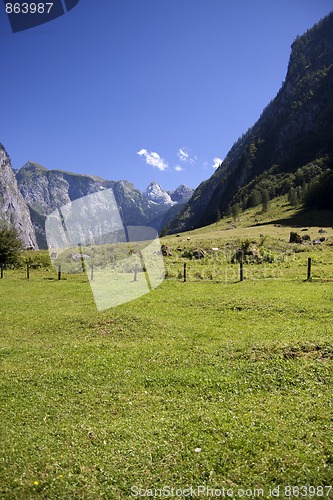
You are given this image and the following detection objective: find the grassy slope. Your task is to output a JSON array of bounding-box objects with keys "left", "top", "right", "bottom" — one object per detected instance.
[
  {"left": 163, "top": 197, "right": 333, "bottom": 246},
  {"left": 160, "top": 198, "right": 333, "bottom": 283},
  {"left": 1, "top": 200, "right": 333, "bottom": 498}
]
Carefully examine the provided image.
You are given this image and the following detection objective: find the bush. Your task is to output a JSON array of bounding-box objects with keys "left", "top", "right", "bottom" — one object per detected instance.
[
  {"left": 0, "top": 226, "right": 22, "bottom": 271},
  {"left": 304, "top": 169, "right": 333, "bottom": 209},
  {"left": 21, "top": 250, "right": 51, "bottom": 269}
]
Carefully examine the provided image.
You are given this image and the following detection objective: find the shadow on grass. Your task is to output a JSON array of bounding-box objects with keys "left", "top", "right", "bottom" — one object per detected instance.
[{"left": 251, "top": 208, "right": 333, "bottom": 228}]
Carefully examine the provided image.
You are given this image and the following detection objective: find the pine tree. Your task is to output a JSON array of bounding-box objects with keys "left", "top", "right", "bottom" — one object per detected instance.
[
  {"left": 231, "top": 204, "right": 241, "bottom": 221},
  {"left": 248, "top": 190, "right": 262, "bottom": 208},
  {"left": 261, "top": 190, "right": 270, "bottom": 212},
  {"left": 288, "top": 187, "right": 298, "bottom": 206}
]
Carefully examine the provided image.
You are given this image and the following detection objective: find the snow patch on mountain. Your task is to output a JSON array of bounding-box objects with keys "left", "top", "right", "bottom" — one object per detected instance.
[{"left": 143, "top": 181, "right": 176, "bottom": 206}]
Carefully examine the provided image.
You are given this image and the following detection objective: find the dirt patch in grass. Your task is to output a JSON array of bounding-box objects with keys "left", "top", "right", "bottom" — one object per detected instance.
[{"left": 247, "top": 342, "right": 333, "bottom": 361}]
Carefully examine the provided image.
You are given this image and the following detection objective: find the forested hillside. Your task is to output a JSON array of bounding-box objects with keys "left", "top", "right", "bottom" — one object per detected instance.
[{"left": 168, "top": 12, "right": 333, "bottom": 233}]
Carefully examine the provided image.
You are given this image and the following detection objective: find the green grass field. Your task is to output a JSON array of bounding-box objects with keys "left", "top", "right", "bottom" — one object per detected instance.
[{"left": 1, "top": 202, "right": 333, "bottom": 499}]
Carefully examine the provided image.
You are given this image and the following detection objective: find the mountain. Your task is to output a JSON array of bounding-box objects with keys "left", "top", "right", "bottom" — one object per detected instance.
[
  {"left": 168, "top": 12, "right": 333, "bottom": 233},
  {"left": 144, "top": 183, "right": 194, "bottom": 234},
  {"left": 0, "top": 146, "right": 37, "bottom": 248},
  {"left": 142, "top": 182, "right": 194, "bottom": 207},
  {"left": 15, "top": 163, "right": 193, "bottom": 248},
  {"left": 143, "top": 181, "right": 175, "bottom": 206},
  {"left": 169, "top": 184, "right": 194, "bottom": 204}
]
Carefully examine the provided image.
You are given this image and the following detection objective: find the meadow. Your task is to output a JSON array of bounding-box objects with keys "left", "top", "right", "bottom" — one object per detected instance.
[{"left": 1, "top": 200, "right": 333, "bottom": 499}]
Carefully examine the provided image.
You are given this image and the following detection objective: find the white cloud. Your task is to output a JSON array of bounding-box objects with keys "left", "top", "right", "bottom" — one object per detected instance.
[
  {"left": 177, "top": 147, "right": 197, "bottom": 164},
  {"left": 212, "top": 157, "right": 223, "bottom": 169},
  {"left": 137, "top": 149, "right": 168, "bottom": 171},
  {"left": 174, "top": 165, "right": 184, "bottom": 172},
  {"left": 178, "top": 148, "right": 189, "bottom": 162}
]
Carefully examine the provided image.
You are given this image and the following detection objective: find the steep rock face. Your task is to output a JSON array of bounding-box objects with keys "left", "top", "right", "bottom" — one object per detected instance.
[
  {"left": 17, "top": 162, "right": 109, "bottom": 248},
  {"left": 16, "top": 162, "right": 112, "bottom": 215},
  {"left": 169, "top": 12, "right": 333, "bottom": 232},
  {"left": 0, "top": 146, "right": 37, "bottom": 248},
  {"left": 17, "top": 162, "right": 71, "bottom": 215}
]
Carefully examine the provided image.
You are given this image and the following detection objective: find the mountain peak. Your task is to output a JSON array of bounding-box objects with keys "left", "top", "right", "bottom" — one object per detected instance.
[
  {"left": 143, "top": 182, "right": 175, "bottom": 205},
  {"left": 18, "top": 161, "right": 48, "bottom": 176},
  {"left": 169, "top": 184, "right": 194, "bottom": 204}
]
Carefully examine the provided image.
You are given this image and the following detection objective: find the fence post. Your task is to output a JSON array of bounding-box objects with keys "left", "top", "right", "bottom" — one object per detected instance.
[
  {"left": 183, "top": 262, "right": 187, "bottom": 282},
  {"left": 27, "top": 264, "right": 30, "bottom": 280},
  {"left": 307, "top": 257, "right": 312, "bottom": 281},
  {"left": 240, "top": 256, "right": 244, "bottom": 282},
  {"left": 58, "top": 265, "right": 62, "bottom": 281},
  {"left": 90, "top": 262, "right": 94, "bottom": 281},
  {"left": 0, "top": 264, "right": 3, "bottom": 279}
]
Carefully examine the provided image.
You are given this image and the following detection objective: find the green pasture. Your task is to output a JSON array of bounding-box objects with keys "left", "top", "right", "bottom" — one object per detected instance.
[
  {"left": 1, "top": 201, "right": 333, "bottom": 498},
  {"left": 1, "top": 269, "right": 333, "bottom": 498}
]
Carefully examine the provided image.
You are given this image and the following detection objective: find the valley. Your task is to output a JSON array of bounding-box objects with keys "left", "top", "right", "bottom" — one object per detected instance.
[{"left": 1, "top": 9, "right": 333, "bottom": 499}]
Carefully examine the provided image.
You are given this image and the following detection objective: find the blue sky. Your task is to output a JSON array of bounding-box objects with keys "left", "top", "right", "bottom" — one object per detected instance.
[{"left": 1, "top": 0, "right": 332, "bottom": 191}]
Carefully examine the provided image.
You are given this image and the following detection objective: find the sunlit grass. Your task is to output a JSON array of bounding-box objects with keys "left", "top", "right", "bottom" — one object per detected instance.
[
  {"left": 1, "top": 201, "right": 333, "bottom": 498},
  {"left": 1, "top": 270, "right": 333, "bottom": 498}
]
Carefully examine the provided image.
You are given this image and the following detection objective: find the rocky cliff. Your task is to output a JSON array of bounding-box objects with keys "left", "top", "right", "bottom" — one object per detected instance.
[
  {"left": 169, "top": 12, "right": 333, "bottom": 232},
  {"left": 0, "top": 146, "right": 37, "bottom": 248}
]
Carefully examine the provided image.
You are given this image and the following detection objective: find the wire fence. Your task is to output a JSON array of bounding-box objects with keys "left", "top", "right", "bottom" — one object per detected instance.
[
  {"left": 1, "top": 249, "right": 333, "bottom": 284},
  {"left": 163, "top": 254, "right": 333, "bottom": 284}
]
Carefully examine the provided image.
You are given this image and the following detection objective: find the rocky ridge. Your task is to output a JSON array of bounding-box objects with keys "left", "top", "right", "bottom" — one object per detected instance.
[{"left": 0, "top": 146, "right": 37, "bottom": 248}]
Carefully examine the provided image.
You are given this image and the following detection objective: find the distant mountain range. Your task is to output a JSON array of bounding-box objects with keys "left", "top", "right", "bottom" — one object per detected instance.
[
  {"left": 0, "top": 153, "right": 193, "bottom": 249},
  {"left": 143, "top": 181, "right": 193, "bottom": 206},
  {"left": 168, "top": 12, "right": 333, "bottom": 233}
]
